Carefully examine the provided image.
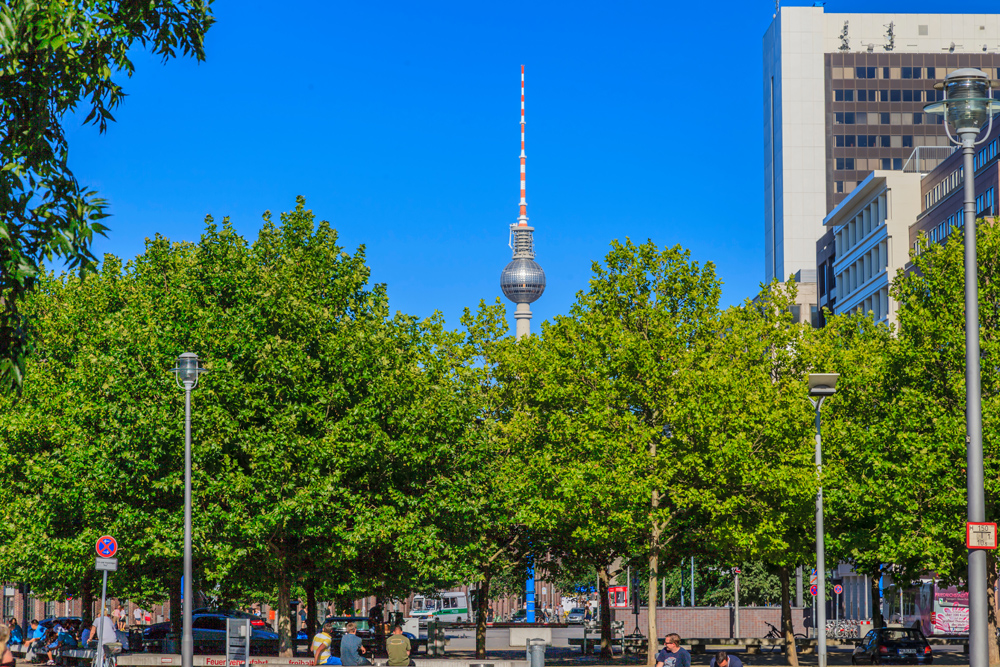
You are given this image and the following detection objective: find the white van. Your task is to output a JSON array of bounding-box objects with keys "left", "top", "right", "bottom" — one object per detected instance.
[{"left": 408, "top": 592, "right": 471, "bottom": 623}]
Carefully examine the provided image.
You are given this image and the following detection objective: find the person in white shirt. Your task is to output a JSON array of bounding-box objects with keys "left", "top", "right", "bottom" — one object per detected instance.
[{"left": 90, "top": 610, "right": 117, "bottom": 649}]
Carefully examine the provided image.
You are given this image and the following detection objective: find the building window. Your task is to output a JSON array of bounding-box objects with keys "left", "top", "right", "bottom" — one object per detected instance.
[
  {"left": 882, "top": 158, "right": 892, "bottom": 170},
  {"left": 836, "top": 181, "right": 845, "bottom": 193},
  {"left": 883, "top": 67, "right": 891, "bottom": 79},
  {"left": 845, "top": 135, "right": 857, "bottom": 147},
  {"left": 927, "top": 67, "right": 936, "bottom": 78},
  {"left": 902, "top": 136, "right": 913, "bottom": 148},
  {"left": 856, "top": 67, "right": 876, "bottom": 79},
  {"left": 2, "top": 593, "right": 13, "bottom": 621},
  {"left": 879, "top": 135, "right": 890, "bottom": 148},
  {"left": 890, "top": 90, "right": 901, "bottom": 102},
  {"left": 913, "top": 113, "right": 922, "bottom": 125},
  {"left": 44, "top": 601, "right": 54, "bottom": 618},
  {"left": 893, "top": 158, "right": 903, "bottom": 170},
  {"left": 880, "top": 112, "right": 891, "bottom": 124}
]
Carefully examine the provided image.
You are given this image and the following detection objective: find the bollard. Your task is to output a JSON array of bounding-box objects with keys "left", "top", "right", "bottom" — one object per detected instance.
[
  {"left": 528, "top": 639, "right": 546, "bottom": 667},
  {"left": 427, "top": 620, "right": 436, "bottom": 657}
]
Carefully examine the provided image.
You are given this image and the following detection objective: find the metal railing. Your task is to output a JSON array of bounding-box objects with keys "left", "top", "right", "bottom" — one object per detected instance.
[{"left": 902, "top": 145, "right": 957, "bottom": 174}]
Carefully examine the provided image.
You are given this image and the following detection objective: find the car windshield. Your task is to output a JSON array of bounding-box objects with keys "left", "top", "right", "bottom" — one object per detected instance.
[
  {"left": 880, "top": 629, "right": 922, "bottom": 641},
  {"left": 330, "top": 620, "right": 369, "bottom": 632},
  {"left": 413, "top": 599, "right": 438, "bottom": 612},
  {"left": 570, "top": 608, "right": 586, "bottom": 614}
]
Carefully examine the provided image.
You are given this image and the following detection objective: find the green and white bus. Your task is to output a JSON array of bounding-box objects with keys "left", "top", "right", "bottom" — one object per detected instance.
[{"left": 409, "top": 592, "right": 471, "bottom": 623}]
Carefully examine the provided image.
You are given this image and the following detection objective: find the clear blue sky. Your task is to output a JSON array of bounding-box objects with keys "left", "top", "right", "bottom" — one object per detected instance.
[{"left": 65, "top": 0, "right": 998, "bottom": 333}]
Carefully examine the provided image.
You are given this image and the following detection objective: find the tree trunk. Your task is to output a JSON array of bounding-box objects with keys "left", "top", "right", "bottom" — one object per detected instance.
[
  {"left": 306, "top": 580, "right": 318, "bottom": 642},
  {"left": 648, "top": 529, "right": 661, "bottom": 663},
  {"left": 476, "top": 571, "right": 492, "bottom": 659},
  {"left": 779, "top": 566, "right": 799, "bottom": 667},
  {"left": 870, "top": 572, "right": 883, "bottom": 630},
  {"left": 278, "top": 569, "right": 293, "bottom": 657},
  {"left": 81, "top": 571, "right": 94, "bottom": 630},
  {"left": 988, "top": 552, "right": 999, "bottom": 667},
  {"left": 598, "top": 565, "right": 614, "bottom": 660},
  {"left": 170, "top": 571, "right": 182, "bottom": 634}
]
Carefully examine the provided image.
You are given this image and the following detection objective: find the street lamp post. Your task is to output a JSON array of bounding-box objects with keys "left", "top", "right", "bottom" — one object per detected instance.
[
  {"left": 924, "top": 68, "right": 1000, "bottom": 667},
  {"left": 170, "top": 352, "right": 208, "bottom": 667},
  {"left": 808, "top": 373, "right": 839, "bottom": 667}
]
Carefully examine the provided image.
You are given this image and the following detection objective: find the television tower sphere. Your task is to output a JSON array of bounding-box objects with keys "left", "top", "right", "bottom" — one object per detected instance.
[{"left": 501, "top": 256, "right": 546, "bottom": 304}]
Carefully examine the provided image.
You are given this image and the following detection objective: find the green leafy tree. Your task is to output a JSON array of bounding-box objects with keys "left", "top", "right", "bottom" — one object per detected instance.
[
  {"left": 672, "top": 282, "right": 823, "bottom": 667},
  {"left": 0, "top": 0, "right": 214, "bottom": 390},
  {"left": 500, "top": 239, "right": 722, "bottom": 664}
]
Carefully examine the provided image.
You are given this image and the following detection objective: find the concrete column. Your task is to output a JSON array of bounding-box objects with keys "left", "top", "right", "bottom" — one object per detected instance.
[{"left": 515, "top": 302, "right": 532, "bottom": 339}]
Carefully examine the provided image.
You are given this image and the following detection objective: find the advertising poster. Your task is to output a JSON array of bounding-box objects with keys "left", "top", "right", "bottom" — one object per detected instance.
[{"left": 917, "top": 583, "right": 969, "bottom": 635}]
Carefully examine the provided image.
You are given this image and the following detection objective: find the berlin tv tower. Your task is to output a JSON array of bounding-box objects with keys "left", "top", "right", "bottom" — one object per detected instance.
[{"left": 500, "top": 65, "right": 546, "bottom": 339}]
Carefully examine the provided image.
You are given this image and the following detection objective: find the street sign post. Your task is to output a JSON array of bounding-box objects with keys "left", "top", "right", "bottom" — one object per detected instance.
[
  {"left": 833, "top": 584, "right": 843, "bottom": 621},
  {"left": 95, "top": 558, "right": 118, "bottom": 572},
  {"left": 833, "top": 584, "right": 843, "bottom": 595},
  {"left": 810, "top": 585, "right": 819, "bottom": 596},
  {"left": 967, "top": 522, "right": 998, "bottom": 549},
  {"left": 93, "top": 536, "right": 117, "bottom": 667}
]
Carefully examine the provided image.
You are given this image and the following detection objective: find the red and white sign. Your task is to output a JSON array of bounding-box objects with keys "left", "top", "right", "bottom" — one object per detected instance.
[
  {"left": 967, "top": 522, "right": 998, "bottom": 549},
  {"left": 96, "top": 535, "right": 118, "bottom": 558}
]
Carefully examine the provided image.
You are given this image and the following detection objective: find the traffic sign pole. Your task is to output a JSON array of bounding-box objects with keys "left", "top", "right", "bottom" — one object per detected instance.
[{"left": 92, "top": 535, "right": 116, "bottom": 667}]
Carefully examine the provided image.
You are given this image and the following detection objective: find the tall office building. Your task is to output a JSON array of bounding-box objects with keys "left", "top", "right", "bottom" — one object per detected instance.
[{"left": 763, "top": 7, "right": 1000, "bottom": 284}]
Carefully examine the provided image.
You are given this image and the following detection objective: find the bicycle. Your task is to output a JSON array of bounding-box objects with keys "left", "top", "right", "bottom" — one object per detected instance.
[{"left": 763, "top": 621, "right": 807, "bottom": 653}]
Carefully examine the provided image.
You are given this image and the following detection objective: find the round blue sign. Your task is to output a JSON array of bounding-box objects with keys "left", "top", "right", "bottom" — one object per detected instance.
[{"left": 96, "top": 536, "right": 117, "bottom": 558}]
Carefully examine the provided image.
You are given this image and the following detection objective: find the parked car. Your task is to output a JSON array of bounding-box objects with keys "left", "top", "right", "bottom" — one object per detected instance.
[
  {"left": 509, "top": 610, "right": 527, "bottom": 623},
  {"left": 141, "top": 613, "right": 279, "bottom": 655},
  {"left": 193, "top": 608, "right": 269, "bottom": 630},
  {"left": 566, "top": 608, "right": 587, "bottom": 624},
  {"left": 852, "top": 627, "right": 932, "bottom": 665}
]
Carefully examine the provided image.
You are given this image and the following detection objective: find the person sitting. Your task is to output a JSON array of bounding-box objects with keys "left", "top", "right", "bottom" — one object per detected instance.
[
  {"left": 339, "top": 622, "right": 369, "bottom": 666},
  {"left": 23, "top": 620, "right": 44, "bottom": 661},
  {"left": 385, "top": 625, "right": 413, "bottom": 667},
  {"left": 6, "top": 619, "right": 22, "bottom": 646},
  {"left": 43, "top": 628, "right": 60, "bottom": 665},
  {"left": 710, "top": 651, "right": 743, "bottom": 667},
  {"left": 311, "top": 621, "right": 342, "bottom": 666}
]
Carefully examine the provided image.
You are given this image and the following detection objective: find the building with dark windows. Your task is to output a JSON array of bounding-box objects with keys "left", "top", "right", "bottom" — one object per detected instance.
[{"left": 764, "top": 7, "right": 1000, "bottom": 288}]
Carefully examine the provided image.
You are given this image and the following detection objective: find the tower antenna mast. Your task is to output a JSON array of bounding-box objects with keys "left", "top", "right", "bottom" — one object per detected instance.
[{"left": 500, "top": 65, "right": 546, "bottom": 339}]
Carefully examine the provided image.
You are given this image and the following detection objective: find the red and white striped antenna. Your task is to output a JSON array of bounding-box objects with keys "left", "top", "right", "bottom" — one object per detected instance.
[{"left": 518, "top": 64, "right": 528, "bottom": 227}]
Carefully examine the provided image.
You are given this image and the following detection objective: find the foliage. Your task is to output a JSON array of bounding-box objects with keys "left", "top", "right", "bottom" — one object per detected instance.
[{"left": 0, "top": 0, "right": 214, "bottom": 390}]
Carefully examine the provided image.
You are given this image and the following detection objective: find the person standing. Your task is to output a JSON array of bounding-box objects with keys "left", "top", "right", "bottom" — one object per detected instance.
[
  {"left": 339, "top": 622, "right": 369, "bottom": 666},
  {"left": 133, "top": 607, "right": 142, "bottom": 627},
  {"left": 385, "top": 625, "right": 412, "bottom": 667},
  {"left": 655, "top": 634, "right": 691, "bottom": 667}
]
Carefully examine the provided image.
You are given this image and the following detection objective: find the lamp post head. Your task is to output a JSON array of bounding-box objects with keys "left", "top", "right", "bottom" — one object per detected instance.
[
  {"left": 924, "top": 68, "right": 1000, "bottom": 133},
  {"left": 808, "top": 373, "right": 839, "bottom": 398},
  {"left": 170, "top": 352, "right": 207, "bottom": 389}
]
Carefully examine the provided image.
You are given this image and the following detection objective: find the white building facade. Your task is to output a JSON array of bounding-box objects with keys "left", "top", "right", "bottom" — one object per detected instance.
[
  {"left": 763, "top": 7, "right": 1000, "bottom": 284},
  {"left": 823, "top": 170, "right": 922, "bottom": 325}
]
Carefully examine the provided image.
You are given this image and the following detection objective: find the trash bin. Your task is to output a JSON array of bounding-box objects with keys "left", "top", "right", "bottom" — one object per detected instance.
[{"left": 527, "top": 638, "right": 546, "bottom": 667}]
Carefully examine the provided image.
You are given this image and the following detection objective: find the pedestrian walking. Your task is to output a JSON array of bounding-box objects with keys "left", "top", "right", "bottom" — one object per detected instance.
[{"left": 655, "top": 634, "right": 691, "bottom": 667}]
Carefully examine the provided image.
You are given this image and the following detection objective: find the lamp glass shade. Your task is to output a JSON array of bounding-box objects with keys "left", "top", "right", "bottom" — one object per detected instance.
[
  {"left": 174, "top": 352, "right": 200, "bottom": 385},
  {"left": 923, "top": 69, "right": 998, "bottom": 131}
]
